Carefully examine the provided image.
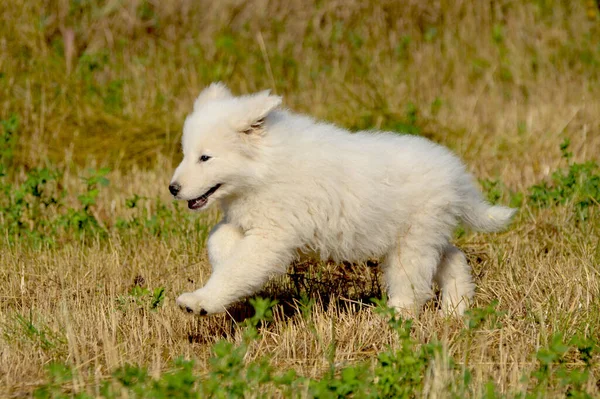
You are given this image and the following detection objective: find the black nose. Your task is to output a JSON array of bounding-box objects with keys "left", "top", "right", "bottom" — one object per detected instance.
[{"left": 169, "top": 182, "right": 181, "bottom": 196}]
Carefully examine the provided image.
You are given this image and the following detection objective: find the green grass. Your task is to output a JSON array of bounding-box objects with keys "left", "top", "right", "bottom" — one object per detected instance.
[{"left": 27, "top": 300, "right": 600, "bottom": 398}]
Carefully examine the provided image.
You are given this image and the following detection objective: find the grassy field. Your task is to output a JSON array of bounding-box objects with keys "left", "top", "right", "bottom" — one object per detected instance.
[{"left": 1, "top": 0, "right": 600, "bottom": 397}]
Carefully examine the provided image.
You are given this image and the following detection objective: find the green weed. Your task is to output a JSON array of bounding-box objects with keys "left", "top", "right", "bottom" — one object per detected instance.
[
  {"left": 480, "top": 178, "right": 524, "bottom": 208},
  {"left": 522, "top": 333, "right": 597, "bottom": 399},
  {"left": 56, "top": 168, "right": 110, "bottom": 238},
  {"left": 32, "top": 298, "right": 598, "bottom": 398},
  {"left": 3, "top": 312, "right": 67, "bottom": 358},
  {"left": 116, "top": 285, "right": 166, "bottom": 312},
  {"left": 0, "top": 115, "right": 212, "bottom": 244},
  {"left": 529, "top": 139, "right": 600, "bottom": 220}
]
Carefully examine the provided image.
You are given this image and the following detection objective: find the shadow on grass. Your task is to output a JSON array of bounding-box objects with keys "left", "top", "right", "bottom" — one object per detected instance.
[
  {"left": 186, "top": 260, "right": 383, "bottom": 344},
  {"left": 185, "top": 250, "right": 488, "bottom": 344}
]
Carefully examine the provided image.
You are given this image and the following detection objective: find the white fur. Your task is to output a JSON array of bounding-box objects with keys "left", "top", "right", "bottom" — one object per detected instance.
[{"left": 170, "top": 83, "right": 516, "bottom": 317}]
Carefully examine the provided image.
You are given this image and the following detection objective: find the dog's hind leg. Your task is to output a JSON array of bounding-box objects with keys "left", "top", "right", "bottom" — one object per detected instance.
[
  {"left": 207, "top": 221, "right": 244, "bottom": 271},
  {"left": 434, "top": 245, "right": 474, "bottom": 316},
  {"left": 382, "top": 230, "right": 444, "bottom": 318}
]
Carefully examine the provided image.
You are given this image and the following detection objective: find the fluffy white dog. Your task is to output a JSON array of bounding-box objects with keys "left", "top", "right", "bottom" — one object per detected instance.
[{"left": 169, "top": 83, "right": 515, "bottom": 317}]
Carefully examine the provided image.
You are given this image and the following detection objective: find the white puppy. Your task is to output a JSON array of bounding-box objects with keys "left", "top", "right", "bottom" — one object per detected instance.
[{"left": 170, "top": 83, "right": 515, "bottom": 317}]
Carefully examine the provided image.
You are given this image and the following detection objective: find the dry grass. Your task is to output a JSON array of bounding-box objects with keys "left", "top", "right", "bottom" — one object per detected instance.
[{"left": 1, "top": 0, "right": 600, "bottom": 397}]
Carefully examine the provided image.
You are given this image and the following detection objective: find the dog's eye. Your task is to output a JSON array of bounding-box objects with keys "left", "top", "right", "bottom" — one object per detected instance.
[{"left": 199, "top": 155, "right": 211, "bottom": 162}]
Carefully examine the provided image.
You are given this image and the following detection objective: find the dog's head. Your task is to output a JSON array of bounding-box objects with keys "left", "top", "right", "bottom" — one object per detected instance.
[{"left": 169, "top": 83, "right": 282, "bottom": 210}]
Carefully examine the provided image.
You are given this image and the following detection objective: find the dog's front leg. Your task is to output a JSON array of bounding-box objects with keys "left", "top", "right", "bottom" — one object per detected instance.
[
  {"left": 176, "top": 233, "right": 293, "bottom": 315},
  {"left": 207, "top": 221, "right": 244, "bottom": 271}
]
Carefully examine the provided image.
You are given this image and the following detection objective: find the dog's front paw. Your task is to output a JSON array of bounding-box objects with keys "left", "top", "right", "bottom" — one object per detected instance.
[{"left": 176, "top": 292, "right": 208, "bottom": 316}]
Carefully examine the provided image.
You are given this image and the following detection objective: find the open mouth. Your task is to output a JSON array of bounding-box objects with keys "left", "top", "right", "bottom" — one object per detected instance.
[{"left": 188, "top": 184, "right": 222, "bottom": 210}]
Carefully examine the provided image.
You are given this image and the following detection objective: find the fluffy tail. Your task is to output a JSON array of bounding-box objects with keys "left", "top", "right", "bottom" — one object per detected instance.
[{"left": 459, "top": 190, "right": 517, "bottom": 233}]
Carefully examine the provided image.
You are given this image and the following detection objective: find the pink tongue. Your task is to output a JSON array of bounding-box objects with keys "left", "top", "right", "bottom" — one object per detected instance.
[{"left": 188, "top": 197, "right": 207, "bottom": 210}]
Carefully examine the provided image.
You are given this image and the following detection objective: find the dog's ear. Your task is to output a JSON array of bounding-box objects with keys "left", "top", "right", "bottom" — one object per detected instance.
[
  {"left": 236, "top": 90, "right": 282, "bottom": 135},
  {"left": 193, "top": 82, "right": 232, "bottom": 111}
]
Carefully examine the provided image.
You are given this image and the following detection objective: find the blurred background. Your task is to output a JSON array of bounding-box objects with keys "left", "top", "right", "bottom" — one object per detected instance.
[
  {"left": 1, "top": 0, "right": 599, "bottom": 186},
  {"left": 2, "top": 2, "right": 600, "bottom": 396}
]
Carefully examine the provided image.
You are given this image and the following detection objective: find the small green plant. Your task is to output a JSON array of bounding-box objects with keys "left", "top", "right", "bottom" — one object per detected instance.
[
  {"left": 31, "top": 298, "right": 598, "bottom": 398},
  {"left": 3, "top": 312, "right": 67, "bottom": 353},
  {"left": 56, "top": 168, "right": 110, "bottom": 237},
  {"left": 389, "top": 102, "right": 421, "bottom": 135},
  {"left": 297, "top": 292, "right": 316, "bottom": 320},
  {"left": 481, "top": 179, "right": 504, "bottom": 204},
  {"left": 0, "top": 114, "right": 18, "bottom": 177},
  {"left": 103, "top": 297, "right": 297, "bottom": 398},
  {"left": 430, "top": 97, "right": 443, "bottom": 116},
  {"left": 480, "top": 178, "right": 523, "bottom": 208},
  {"left": 33, "top": 362, "right": 90, "bottom": 399},
  {"left": 0, "top": 119, "right": 116, "bottom": 243},
  {"left": 464, "top": 300, "right": 505, "bottom": 331},
  {"left": 523, "top": 333, "right": 597, "bottom": 399},
  {"left": 116, "top": 285, "right": 166, "bottom": 311},
  {"left": 1, "top": 121, "right": 209, "bottom": 244},
  {"left": 0, "top": 116, "right": 65, "bottom": 244},
  {"left": 309, "top": 300, "right": 443, "bottom": 398},
  {"left": 0, "top": 166, "right": 62, "bottom": 242},
  {"left": 529, "top": 139, "right": 600, "bottom": 220},
  {"left": 373, "top": 300, "right": 441, "bottom": 398}
]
